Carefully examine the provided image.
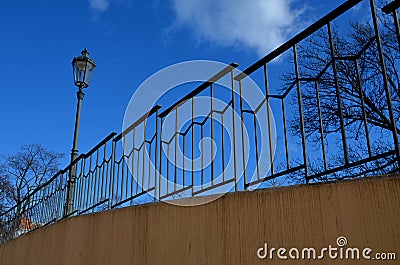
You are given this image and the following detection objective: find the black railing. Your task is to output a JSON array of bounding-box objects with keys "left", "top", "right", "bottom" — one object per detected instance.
[{"left": 1, "top": 0, "right": 400, "bottom": 244}]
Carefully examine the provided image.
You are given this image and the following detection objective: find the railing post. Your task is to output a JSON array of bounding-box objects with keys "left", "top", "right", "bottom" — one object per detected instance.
[
  {"left": 154, "top": 109, "right": 160, "bottom": 202},
  {"left": 370, "top": 0, "right": 400, "bottom": 167},
  {"left": 230, "top": 69, "right": 238, "bottom": 191}
]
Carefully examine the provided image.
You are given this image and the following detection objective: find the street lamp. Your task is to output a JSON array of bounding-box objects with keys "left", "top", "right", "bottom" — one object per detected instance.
[
  {"left": 72, "top": 48, "right": 96, "bottom": 89},
  {"left": 65, "top": 49, "right": 96, "bottom": 217}
]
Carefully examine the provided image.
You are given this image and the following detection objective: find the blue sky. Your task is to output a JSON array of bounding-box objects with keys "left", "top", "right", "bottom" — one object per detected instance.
[{"left": 0, "top": 0, "right": 356, "bottom": 165}]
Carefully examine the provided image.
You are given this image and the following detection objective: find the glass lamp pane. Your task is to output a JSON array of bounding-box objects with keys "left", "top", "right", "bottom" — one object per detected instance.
[
  {"left": 84, "top": 62, "right": 96, "bottom": 85},
  {"left": 85, "top": 70, "right": 94, "bottom": 85},
  {"left": 75, "top": 60, "right": 87, "bottom": 71},
  {"left": 73, "top": 59, "right": 89, "bottom": 87}
]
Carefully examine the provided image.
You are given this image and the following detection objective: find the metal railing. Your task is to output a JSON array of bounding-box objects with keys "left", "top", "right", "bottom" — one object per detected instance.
[{"left": 1, "top": 0, "right": 400, "bottom": 244}]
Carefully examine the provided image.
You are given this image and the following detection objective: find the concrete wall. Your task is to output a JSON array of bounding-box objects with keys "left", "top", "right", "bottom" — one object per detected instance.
[{"left": 0, "top": 176, "right": 399, "bottom": 265}]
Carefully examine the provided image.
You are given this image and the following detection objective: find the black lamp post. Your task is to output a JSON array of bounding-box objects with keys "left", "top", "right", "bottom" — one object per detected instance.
[{"left": 64, "top": 49, "right": 96, "bottom": 217}]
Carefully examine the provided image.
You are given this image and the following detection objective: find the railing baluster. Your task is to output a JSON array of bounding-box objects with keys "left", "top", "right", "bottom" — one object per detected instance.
[
  {"left": 142, "top": 120, "right": 147, "bottom": 193},
  {"left": 355, "top": 59, "right": 372, "bottom": 158},
  {"left": 201, "top": 123, "right": 204, "bottom": 189},
  {"left": 328, "top": 22, "right": 349, "bottom": 165},
  {"left": 155, "top": 109, "right": 160, "bottom": 201},
  {"left": 221, "top": 112, "right": 225, "bottom": 182},
  {"left": 159, "top": 117, "right": 164, "bottom": 199},
  {"left": 253, "top": 114, "right": 260, "bottom": 181},
  {"left": 293, "top": 44, "right": 309, "bottom": 182},
  {"left": 370, "top": 0, "right": 400, "bottom": 167},
  {"left": 264, "top": 64, "right": 275, "bottom": 176},
  {"left": 231, "top": 69, "right": 238, "bottom": 191},
  {"left": 210, "top": 84, "right": 215, "bottom": 186},
  {"left": 315, "top": 80, "right": 328, "bottom": 171},
  {"left": 174, "top": 108, "right": 178, "bottom": 192},
  {"left": 281, "top": 98, "right": 290, "bottom": 170},
  {"left": 191, "top": 97, "right": 195, "bottom": 195},
  {"left": 239, "top": 79, "right": 247, "bottom": 188}
]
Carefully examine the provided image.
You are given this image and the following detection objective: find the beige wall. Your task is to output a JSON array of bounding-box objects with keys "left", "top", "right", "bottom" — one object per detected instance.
[{"left": 0, "top": 176, "right": 399, "bottom": 265}]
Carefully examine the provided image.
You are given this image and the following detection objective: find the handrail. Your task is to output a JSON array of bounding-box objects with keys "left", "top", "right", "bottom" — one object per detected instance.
[
  {"left": 115, "top": 104, "right": 162, "bottom": 142},
  {"left": 382, "top": 0, "right": 400, "bottom": 13},
  {"left": 235, "top": 0, "right": 363, "bottom": 80},
  {"left": 158, "top": 62, "right": 238, "bottom": 118}
]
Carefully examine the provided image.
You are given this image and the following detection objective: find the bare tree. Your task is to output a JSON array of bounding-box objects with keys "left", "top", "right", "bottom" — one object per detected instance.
[
  {"left": 0, "top": 175, "right": 13, "bottom": 215},
  {"left": 0, "top": 144, "right": 64, "bottom": 216},
  {"left": 282, "top": 11, "right": 400, "bottom": 181}
]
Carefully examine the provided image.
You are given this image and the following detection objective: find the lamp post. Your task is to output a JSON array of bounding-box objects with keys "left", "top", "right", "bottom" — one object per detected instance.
[{"left": 64, "top": 49, "right": 96, "bottom": 217}]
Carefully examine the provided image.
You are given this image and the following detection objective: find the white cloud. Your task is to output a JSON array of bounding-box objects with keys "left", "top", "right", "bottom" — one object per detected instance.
[
  {"left": 88, "top": 0, "right": 110, "bottom": 12},
  {"left": 170, "top": 0, "right": 306, "bottom": 55}
]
